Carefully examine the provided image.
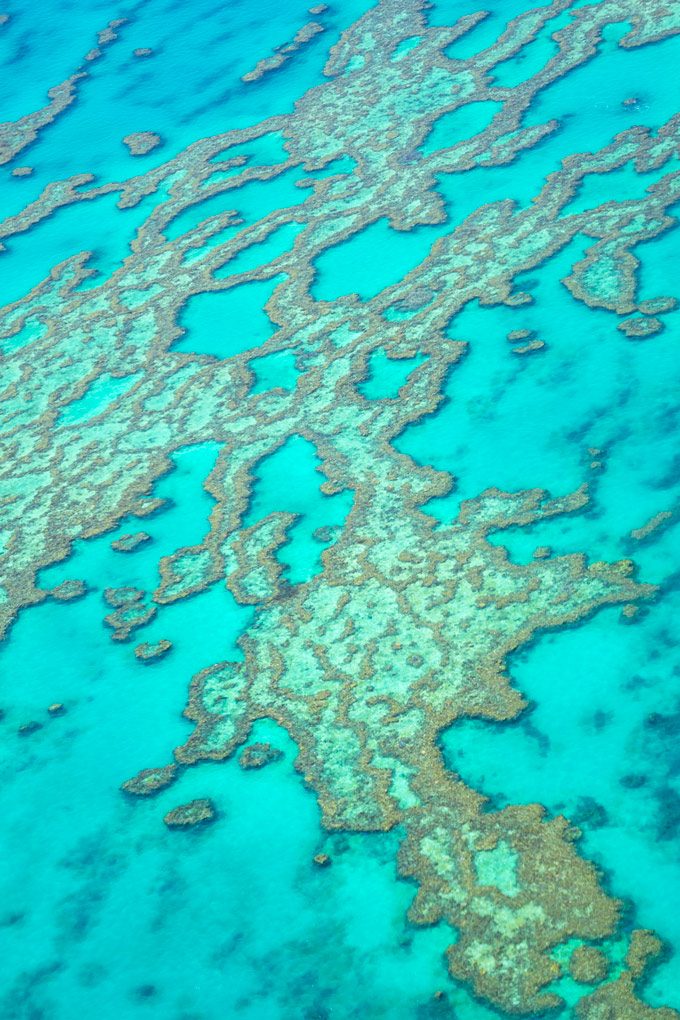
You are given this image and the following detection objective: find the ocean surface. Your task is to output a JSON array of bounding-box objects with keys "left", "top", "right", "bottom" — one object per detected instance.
[{"left": 0, "top": 0, "right": 678, "bottom": 1018}]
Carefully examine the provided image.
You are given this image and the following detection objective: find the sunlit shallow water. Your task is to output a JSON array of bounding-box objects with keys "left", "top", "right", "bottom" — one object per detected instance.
[{"left": 1, "top": 0, "right": 679, "bottom": 1016}]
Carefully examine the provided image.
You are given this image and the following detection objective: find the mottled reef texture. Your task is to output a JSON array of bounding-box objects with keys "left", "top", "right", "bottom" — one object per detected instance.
[
  {"left": 241, "top": 18, "right": 325, "bottom": 84},
  {"left": 122, "top": 131, "right": 162, "bottom": 156},
  {"left": 1, "top": 0, "right": 679, "bottom": 1015}
]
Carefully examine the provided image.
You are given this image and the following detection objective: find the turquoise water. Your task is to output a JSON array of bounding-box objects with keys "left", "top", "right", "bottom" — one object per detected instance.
[
  {"left": 312, "top": 218, "right": 446, "bottom": 302},
  {"left": 249, "top": 349, "right": 300, "bottom": 395},
  {"left": 58, "top": 372, "right": 143, "bottom": 426},
  {"left": 359, "top": 349, "right": 428, "bottom": 400},
  {"left": 175, "top": 278, "right": 282, "bottom": 358},
  {"left": 244, "top": 436, "right": 354, "bottom": 585},
  {"left": 1, "top": 0, "right": 679, "bottom": 1016},
  {"left": 397, "top": 235, "right": 678, "bottom": 529},
  {"left": 0, "top": 452, "right": 484, "bottom": 1020}
]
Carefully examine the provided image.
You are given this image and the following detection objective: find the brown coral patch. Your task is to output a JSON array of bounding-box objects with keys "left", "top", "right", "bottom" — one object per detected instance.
[{"left": 164, "top": 797, "right": 216, "bottom": 829}]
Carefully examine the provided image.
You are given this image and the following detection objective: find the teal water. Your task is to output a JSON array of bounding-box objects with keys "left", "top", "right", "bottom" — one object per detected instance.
[
  {"left": 397, "top": 235, "right": 678, "bottom": 529},
  {"left": 420, "top": 101, "right": 502, "bottom": 156},
  {"left": 1, "top": 0, "right": 679, "bottom": 1017},
  {"left": 359, "top": 349, "right": 428, "bottom": 401},
  {"left": 0, "top": 450, "right": 487, "bottom": 1020},
  {"left": 249, "top": 349, "right": 300, "bottom": 395},
  {"left": 175, "top": 278, "right": 283, "bottom": 359},
  {"left": 58, "top": 372, "right": 143, "bottom": 426},
  {"left": 244, "top": 436, "right": 354, "bottom": 585},
  {"left": 312, "top": 218, "right": 446, "bottom": 302}
]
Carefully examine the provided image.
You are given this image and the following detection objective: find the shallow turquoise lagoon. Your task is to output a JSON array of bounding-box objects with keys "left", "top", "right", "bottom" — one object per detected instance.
[
  {"left": 244, "top": 436, "right": 354, "bottom": 585},
  {"left": 0, "top": 453, "right": 492, "bottom": 1020},
  {"left": 249, "top": 349, "right": 300, "bottom": 395},
  {"left": 359, "top": 349, "right": 428, "bottom": 401},
  {"left": 175, "top": 277, "right": 283, "bottom": 359},
  {"left": 1, "top": 0, "right": 679, "bottom": 1016}
]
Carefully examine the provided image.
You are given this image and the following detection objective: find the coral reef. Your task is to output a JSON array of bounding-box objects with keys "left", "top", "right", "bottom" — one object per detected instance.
[
  {"left": 50, "top": 580, "right": 87, "bottom": 601},
  {"left": 122, "top": 765, "right": 178, "bottom": 796},
  {"left": 111, "top": 531, "right": 151, "bottom": 553},
  {"left": 122, "top": 132, "right": 162, "bottom": 156},
  {"left": 163, "top": 798, "right": 216, "bottom": 829},
  {"left": 569, "top": 945, "right": 610, "bottom": 984},
  {"left": 18, "top": 721, "right": 43, "bottom": 737},
  {"left": 0, "top": 18, "right": 125, "bottom": 165},
  {"left": 241, "top": 20, "right": 325, "bottom": 83},
  {"left": 134, "top": 638, "right": 172, "bottom": 662},
  {"left": 238, "top": 742, "right": 284, "bottom": 769},
  {"left": 103, "top": 588, "right": 155, "bottom": 641},
  {"left": 0, "top": 0, "right": 678, "bottom": 1014}
]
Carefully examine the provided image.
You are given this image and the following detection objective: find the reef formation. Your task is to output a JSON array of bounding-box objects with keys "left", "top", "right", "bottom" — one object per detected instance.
[{"left": 1, "top": 0, "right": 679, "bottom": 1015}]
